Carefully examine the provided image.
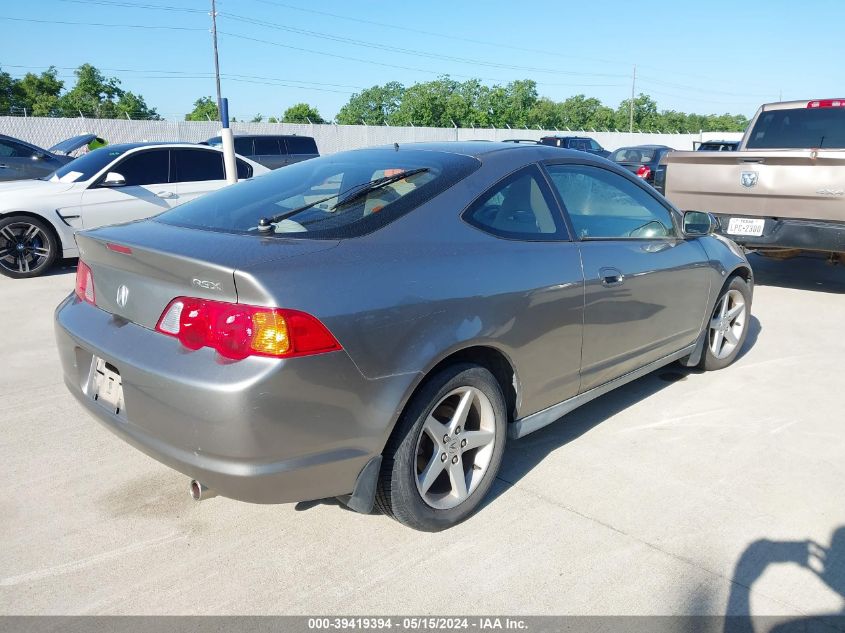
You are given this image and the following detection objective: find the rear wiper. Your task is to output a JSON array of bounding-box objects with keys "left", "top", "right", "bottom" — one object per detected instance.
[
  {"left": 331, "top": 168, "right": 429, "bottom": 210},
  {"left": 257, "top": 192, "right": 340, "bottom": 232},
  {"left": 256, "top": 168, "right": 428, "bottom": 233}
]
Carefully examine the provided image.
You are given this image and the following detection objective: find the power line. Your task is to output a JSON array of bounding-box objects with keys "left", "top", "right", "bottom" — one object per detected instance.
[
  {"left": 245, "top": 0, "right": 630, "bottom": 69},
  {"left": 218, "top": 31, "right": 626, "bottom": 90},
  {"left": 49, "top": 0, "right": 206, "bottom": 13},
  {"left": 243, "top": 0, "right": 774, "bottom": 95},
  {"left": 0, "top": 15, "right": 206, "bottom": 31},
  {"left": 220, "top": 12, "right": 629, "bottom": 79}
]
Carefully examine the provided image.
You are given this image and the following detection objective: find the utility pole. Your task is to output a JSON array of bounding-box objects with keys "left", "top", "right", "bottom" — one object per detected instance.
[
  {"left": 629, "top": 64, "right": 636, "bottom": 134},
  {"left": 210, "top": 0, "right": 223, "bottom": 121}
]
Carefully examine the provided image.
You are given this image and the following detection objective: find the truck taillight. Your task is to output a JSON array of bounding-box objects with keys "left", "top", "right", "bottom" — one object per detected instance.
[
  {"left": 636, "top": 165, "right": 652, "bottom": 179},
  {"left": 155, "top": 297, "right": 342, "bottom": 360},
  {"left": 807, "top": 99, "right": 845, "bottom": 108},
  {"left": 74, "top": 261, "right": 95, "bottom": 305}
]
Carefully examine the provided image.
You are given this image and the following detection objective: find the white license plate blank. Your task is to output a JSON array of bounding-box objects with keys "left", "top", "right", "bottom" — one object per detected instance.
[
  {"left": 91, "top": 357, "right": 125, "bottom": 416},
  {"left": 726, "top": 217, "right": 765, "bottom": 236}
]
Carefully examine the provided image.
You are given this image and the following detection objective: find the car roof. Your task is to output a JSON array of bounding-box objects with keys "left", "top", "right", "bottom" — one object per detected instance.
[
  {"left": 363, "top": 141, "right": 585, "bottom": 159},
  {"left": 105, "top": 142, "right": 228, "bottom": 152},
  {"left": 613, "top": 144, "right": 673, "bottom": 150}
]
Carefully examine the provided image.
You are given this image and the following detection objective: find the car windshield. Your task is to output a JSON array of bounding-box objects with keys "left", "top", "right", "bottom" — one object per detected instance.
[
  {"left": 157, "top": 148, "right": 480, "bottom": 239},
  {"left": 610, "top": 148, "right": 657, "bottom": 162},
  {"left": 45, "top": 147, "right": 128, "bottom": 183},
  {"left": 746, "top": 106, "right": 845, "bottom": 149}
]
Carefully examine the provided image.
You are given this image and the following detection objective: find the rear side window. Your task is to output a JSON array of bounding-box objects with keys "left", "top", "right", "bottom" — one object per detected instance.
[
  {"left": 464, "top": 165, "right": 567, "bottom": 240},
  {"left": 234, "top": 137, "right": 253, "bottom": 155},
  {"left": 236, "top": 159, "right": 253, "bottom": 179},
  {"left": 110, "top": 149, "right": 170, "bottom": 186},
  {"left": 253, "top": 137, "right": 281, "bottom": 155},
  {"left": 284, "top": 136, "right": 318, "bottom": 154},
  {"left": 546, "top": 164, "right": 675, "bottom": 239},
  {"left": 0, "top": 140, "right": 35, "bottom": 158},
  {"left": 746, "top": 107, "right": 845, "bottom": 149},
  {"left": 172, "top": 149, "right": 225, "bottom": 182},
  {"left": 157, "top": 149, "right": 480, "bottom": 239}
]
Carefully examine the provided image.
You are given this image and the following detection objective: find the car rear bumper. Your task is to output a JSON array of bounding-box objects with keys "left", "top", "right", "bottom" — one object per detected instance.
[
  {"left": 54, "top": 294, "right": 414, "bottom": 504},
  {"left": 714, "top": 215, "right": 845, "bottom": 253}
]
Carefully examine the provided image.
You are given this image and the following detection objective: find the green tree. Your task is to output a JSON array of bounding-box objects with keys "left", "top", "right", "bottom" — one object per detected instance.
[
  {"left": 55, "top": 64, "right": 158, "bottom": 119},
  {"left": 615, "top": 93, "right": 659, "bottom": 131},
  {"left": 282, "top": 103, "right": 325, "bottom": 123},
  {"left": 251, "top": 113, "right": 263, "bottom": 122},
  {"left": 185, "top": 96, "right": 218, "bottom": 121},
  {"left": 0, "top": 68, "right": 16, "bottom": 114},
  {"left": 267, "top": 116, "right": 279, "bottom": 123},
  {"left": 336, "top": 81, "right": 405, "bottom": 125},
  {"left": 15, "top": 67, "right": 63, "bottom": 116}
]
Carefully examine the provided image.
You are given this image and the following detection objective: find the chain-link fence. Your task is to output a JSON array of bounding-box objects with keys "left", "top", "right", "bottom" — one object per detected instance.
[{"left": 0, "top": 116, "right": 743, "bottom": 154}]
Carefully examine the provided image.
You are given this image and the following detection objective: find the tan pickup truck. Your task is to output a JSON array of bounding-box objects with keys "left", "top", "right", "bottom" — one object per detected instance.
[{"left": 656, "top": 99, "right": 845, "bottom": 256}]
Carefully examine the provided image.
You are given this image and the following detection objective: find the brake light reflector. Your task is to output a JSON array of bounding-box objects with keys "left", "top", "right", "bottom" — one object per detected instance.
[
  {"left": 155, "top": 298, "right": 341, "bottom": 360},
  {"left": 636, "top": 165, "right": 652, "bottom": 179},
  {"left": 106, "top": 242, "right": 133, "bottom": 255},
  {"left": 75, "top": 261, "right": 95, "bottom": 305},
  {"left": 807, "top": 99, "right": 845, "bottom": 108}
]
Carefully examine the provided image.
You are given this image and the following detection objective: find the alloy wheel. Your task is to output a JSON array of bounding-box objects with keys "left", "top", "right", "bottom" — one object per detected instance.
[
  {"left": 0, "top": 222, "right": 51, "bottom": 275},
  {"left": 414, "top": 386, "right": 497, "bottom": 510},
  {"left": 709, "top": 288, "right": 747, "bottom": 360}
]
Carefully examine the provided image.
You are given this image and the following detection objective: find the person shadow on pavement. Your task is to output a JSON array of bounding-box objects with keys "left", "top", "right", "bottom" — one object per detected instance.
[{"left": 725, "top": 527, "right": 845, "bottom": 633}]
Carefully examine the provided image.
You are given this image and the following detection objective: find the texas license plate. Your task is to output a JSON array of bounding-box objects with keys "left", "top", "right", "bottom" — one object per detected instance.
[
  {"left": 726, "top": 217, "right": 765, "bottom": 237},
  {"left": 90, "top": 357, "right": 125, "bottom": 416}
]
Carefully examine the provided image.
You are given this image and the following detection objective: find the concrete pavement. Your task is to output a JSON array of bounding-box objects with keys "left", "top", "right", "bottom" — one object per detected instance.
[{"left": 1, "top": 253, "right": 843, "bottom": 616}]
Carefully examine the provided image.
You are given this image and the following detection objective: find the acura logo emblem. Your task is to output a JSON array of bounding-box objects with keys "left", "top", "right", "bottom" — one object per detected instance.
[{"left": 116, "top": 284, "right": 129, "bottom": 308}]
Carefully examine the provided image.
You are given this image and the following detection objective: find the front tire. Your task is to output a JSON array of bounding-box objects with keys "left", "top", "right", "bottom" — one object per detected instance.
[
  {"left": 699, "top": 276, "right": 752, "bottom": 371},
  {"left": 0, "top": 215, "right": 58, "bottom": 279},
  {"left": 376, "top": 364, "right": 507, "bottom": 531}
]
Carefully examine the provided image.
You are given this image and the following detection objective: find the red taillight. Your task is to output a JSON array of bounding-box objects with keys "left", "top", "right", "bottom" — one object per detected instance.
[
  {"left": 807, "top": 99, "right": 845, "bottom": 108},
  {"left": 74, "top": 261, "right": 95, "bottom": 305},
  {"left": 155, "top": 297, "right": 341, "bottom": 360},
  {"left": 636, "top": 165, "right": 652, "bottom": 179}
]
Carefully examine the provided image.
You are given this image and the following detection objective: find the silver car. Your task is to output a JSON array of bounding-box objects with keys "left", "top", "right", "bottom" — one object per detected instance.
[{"left": 55, "top": 142, "right": 753, "bottom": 531}]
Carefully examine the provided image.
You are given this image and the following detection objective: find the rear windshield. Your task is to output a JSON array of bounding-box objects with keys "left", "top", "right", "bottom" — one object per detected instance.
[
  {"left": 746, "top": 107, "right": 845, "bottom": 149},
  {"left": 46, "top": 147, "right": 128, "bottom": 183},
  {"left": 610, "top": 148, "right": 657, "bottom": 163},
  {"left": 157, "top": 148, "right": 480, "bottom": 239}
]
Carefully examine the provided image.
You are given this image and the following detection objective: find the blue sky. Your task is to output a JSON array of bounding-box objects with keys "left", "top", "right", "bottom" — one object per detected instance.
[{"left": 2, "top": 0, "right": 844, "bottom": 121}]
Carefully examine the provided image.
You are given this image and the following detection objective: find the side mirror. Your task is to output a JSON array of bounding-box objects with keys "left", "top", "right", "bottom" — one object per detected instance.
[
  {"left": 32, "top": 152, "right": 46, "bottom": 161},
  {"left": 101, "top": 172, "right": 126, "bottom": 187},
  {"left": 683, "top": 210, "right": 714, "bottom": 236}
]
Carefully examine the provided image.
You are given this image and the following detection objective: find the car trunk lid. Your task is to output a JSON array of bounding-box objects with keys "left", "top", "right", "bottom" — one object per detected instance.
[
  {"left": 663, "top": 149, "right": 845, "bottom": 222},
  {"left": 76, "top": 220, "right": 338, "bottom": 330}
]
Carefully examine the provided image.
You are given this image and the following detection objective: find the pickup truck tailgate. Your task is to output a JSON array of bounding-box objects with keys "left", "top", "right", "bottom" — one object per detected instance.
[{"left": 664, "top": 150, "right": 845, "bottom": 222}]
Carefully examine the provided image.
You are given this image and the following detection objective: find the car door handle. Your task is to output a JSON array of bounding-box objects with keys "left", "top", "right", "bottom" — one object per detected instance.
[
  {"left": 155, "top": 191, "right": 177, "bottom": 199},
  {"left": 0, "top": 164, "right": 8, "bottom": 169},
  {"left": 599, "top": 267, "right": 625, "bottom": 287}
]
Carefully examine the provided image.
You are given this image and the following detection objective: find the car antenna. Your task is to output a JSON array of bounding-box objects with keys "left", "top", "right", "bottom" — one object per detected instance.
[
  {"left": 394, "top": 142, "right": 399, "bottom": 151},
  {"left": 257, "top": 217, "right": 272, "bottom": 233}
]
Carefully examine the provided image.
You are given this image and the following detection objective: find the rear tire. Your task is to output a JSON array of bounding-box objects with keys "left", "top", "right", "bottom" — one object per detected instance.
[
  {"left": 376, "top": 364, "right": 507, "bottom": 531},
  {"left": 699, "top": 276, "right": 752, "bottom": 371},
  {"left": 0, "top": 215, "right": 58, "bottom": 279}
]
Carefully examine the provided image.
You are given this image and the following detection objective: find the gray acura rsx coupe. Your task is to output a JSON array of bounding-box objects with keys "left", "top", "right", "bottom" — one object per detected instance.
[{"left": 55, "top": 142, "right": 753, "bottom": 531}]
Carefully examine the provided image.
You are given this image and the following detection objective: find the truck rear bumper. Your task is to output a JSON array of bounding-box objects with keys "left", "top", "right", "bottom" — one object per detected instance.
[{"left": 713, "top": 215, "right": 845, "bottom": 253}]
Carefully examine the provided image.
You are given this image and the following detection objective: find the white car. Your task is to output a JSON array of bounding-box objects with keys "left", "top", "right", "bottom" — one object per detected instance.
[{"left": 0, "top": 142, "right": 268, "bottom": 278}]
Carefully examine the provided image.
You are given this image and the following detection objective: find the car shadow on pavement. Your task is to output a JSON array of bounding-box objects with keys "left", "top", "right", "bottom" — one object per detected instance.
[
  {"left": 748, "top": 252, "right": 845, "bottom": 294},
  {"left": 43, "top": 258, "right": 78, "bottom": 277},
  {"left": 485, "top": 316, "right": 762, "bottom": 509},
  {"left": 722, "top": 526, "right": 845, "bottom": 633}
]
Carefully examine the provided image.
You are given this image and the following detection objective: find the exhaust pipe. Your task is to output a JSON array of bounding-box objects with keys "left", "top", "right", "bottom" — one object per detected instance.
[{"left": 189, "top": 479, "right": 217, "bottom": 502}]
